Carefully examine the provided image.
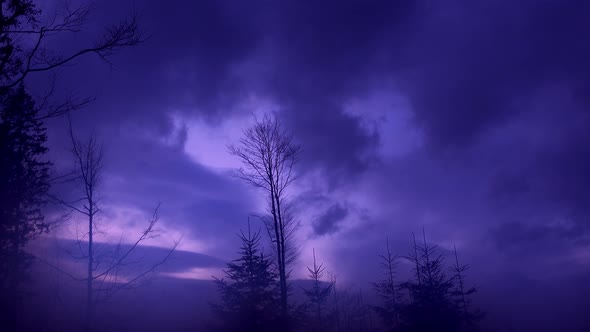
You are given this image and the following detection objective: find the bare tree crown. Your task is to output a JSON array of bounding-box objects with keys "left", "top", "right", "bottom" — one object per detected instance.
[{"left": 228, "top": 113, "right": 301, "bottom": 195}]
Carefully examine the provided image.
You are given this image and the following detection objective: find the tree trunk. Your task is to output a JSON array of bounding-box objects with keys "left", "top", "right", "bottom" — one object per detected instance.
[{"left": 86, "top": 203, "right": 93, "bottom": 331}]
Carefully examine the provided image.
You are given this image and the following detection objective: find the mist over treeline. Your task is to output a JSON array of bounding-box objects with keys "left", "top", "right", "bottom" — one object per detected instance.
[{"left": 1, "top": 0, "right": 590, "bottom": 332}]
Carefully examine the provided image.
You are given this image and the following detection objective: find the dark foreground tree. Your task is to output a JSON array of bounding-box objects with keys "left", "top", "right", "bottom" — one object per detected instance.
[
  {"left": 0, "top": 84, "right": 50, "bottom": 329},
  {"left": 228, "top": 113, "right": 301, "bottom": 325},
  {"left": 0, "top": 1, "right": 143, "bottom": 329},
  {"left": 212, "top": 222, "right": 280, "bottom": 332}
]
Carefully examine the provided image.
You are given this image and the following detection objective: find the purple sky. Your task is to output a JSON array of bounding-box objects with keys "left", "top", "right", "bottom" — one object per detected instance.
[{"left": 28, "top": 0, "right": 590, "bottom": 330}]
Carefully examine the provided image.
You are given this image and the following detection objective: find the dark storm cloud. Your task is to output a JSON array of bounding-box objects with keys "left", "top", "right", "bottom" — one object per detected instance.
[
  {"left": 34, "top": 0, "right": 415, "bottom": 182},
  {"left": 313, "top": 204, "right": 349, "bottom": 236},
  {"left": 38, "top": 0, "right": 590, "bottom": 256},
  {"left": 378, "top": 0, "right": 590, "bottom": 148},
  {"left": 490, "top": 221, "right": 590, "bottom": 255},
  {"left": 264, "top": 0, "right": 415, "bottom": 181},
  {"left": 29, "top": 1, "right": 590, "bottom": 329},
  {"left": 37, "top": 0, "right": 590, "bottom": 166},
  {"left": 33, "top": 0, "right": 270, "bottom": 134}
]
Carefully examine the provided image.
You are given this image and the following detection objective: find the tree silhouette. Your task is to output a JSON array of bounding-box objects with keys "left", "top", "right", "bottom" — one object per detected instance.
[
  {"left": 369, "top": 231, "right": 482, "bottom": 332},
  {"left": 303, "top": 248, "right": 334, "bottom": 331},
  {"left": 449, "top": 245, "right": 481, "bottom": 332},
  {"left": 228, "top": 112, "right": 301, "bottom": 325},
  {"left": 398, "top": 230, "right": 462, "bottom": 332},
  {"left": 47, "top": 125, "right": 177, "bottom": 331},
  {"left": 0, "top": 84, "right": 50, "bottom": 330},
  {"left": 329, "top": 272, "right": 350, "bottom": 332},
  {"left": 370, "top": 237, "right": 400, "bottom": 331},
  {"left": 0, "top": 0, "right": 143, "bottom": 91},
  {"left": 212, "top": 221, "right": 280, "bottom": 332},
  {"left": 0, "top": 2, "right": 143, "bottom": 324}
]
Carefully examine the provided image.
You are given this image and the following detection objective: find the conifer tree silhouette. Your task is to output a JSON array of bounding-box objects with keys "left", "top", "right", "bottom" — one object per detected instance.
[
  {"left": 212, "top": 220, "right": 280, "bottom": 332},
  {"left": 303, "top": 248, "right": 334, "bottom": 331}
]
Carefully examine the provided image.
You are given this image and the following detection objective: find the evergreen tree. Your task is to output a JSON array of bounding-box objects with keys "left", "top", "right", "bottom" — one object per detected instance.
[
  {"left": 449, "top": 245, "right": 481, "bottom": 332},
  {"left": 370, "top": 237, "right": 400, "bottom": 331},
  {"left": 0, "top": 84, "right": 50, "bottom": 328},
  {"left": 398, "top": 230, "right": 462, "bottom": 332},
  {"left": 212, "top": 222, "right": 280, "bottom": 332},
  {"left": 303, "top": 248, "right": 334, "bottom": 331}
]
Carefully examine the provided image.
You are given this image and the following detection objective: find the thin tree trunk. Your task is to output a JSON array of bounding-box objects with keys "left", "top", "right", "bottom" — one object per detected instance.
[
  {"left": 275, "top": 193, "right": 288, "bottom": 319},
  {"left": 86, "top": 197, "right": 93, "bottom": 331},
  {"left": 269, "top": 185, "right": 287, "bottom": 319}
]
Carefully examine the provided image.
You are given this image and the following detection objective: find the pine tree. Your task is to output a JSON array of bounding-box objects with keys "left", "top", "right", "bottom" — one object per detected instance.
[
  {"left": 398, "top": 230, "right": 462, "bottom": 332},
  {"left": 303, "top": 248, "right": 334, "bottom": 331},
  {"left": 212, "top": 221, "right": 280, "bottom": 332},
  {"left": 449, "top": 245, "right": 481, "bottom": 332},
  {"left": 0, "top": 84, "right": 50, "bottom": 328},
  {"left": 370, "top": 237, "right": 400, "bottom": 331}
]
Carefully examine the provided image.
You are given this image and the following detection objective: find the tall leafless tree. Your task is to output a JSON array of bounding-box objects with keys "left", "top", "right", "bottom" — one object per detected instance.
[
  {"left": 228, "top": 113, "right": 301, "bottom": 322},
  {"left": 48, "top": 123, "right": 177, "bottom": 330}
]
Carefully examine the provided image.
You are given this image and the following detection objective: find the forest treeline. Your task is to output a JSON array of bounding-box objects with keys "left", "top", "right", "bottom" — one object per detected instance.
[
  {"left": 0, "top": 1, "right": 483, "bottom": 332},
  {"left": 209, "top": 223, "right": 481, "bottom": 332}
]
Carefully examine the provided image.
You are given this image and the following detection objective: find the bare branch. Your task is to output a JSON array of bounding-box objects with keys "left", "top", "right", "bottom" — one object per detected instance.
[
  {"left": 0, "top": 2, "right": 144, "bottom": 90},
  {"left": 35, "top": 256, "right": 85, "bottom": 282},
  {"left": 92, "top": 204, "right": 162, "bottom": 280}
]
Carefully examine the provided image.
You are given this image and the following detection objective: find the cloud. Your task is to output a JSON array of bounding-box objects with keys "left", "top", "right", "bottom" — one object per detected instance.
[
  {"left": 32, "top": 1, "right": 590, "bottom": 328},
  {"left": 312, "top": 204, "right": 349, "bottom": 237}
]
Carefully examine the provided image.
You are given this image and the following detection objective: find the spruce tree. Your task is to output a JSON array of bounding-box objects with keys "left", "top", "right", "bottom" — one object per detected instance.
[
  {"left": 212, "top": 222, "right": 280, "bottom": 332},
  {"left": 303, "top": 248, "right": 334, "bottom": 331},
  {"left": 371, "top": 237, "right": 400, "bottom": 331},
  {"left": 449, "top": 245, "right": 481, "bottom": 332},
  {"left": 398, "top": 230, "right": 462, "bottom": 332}
]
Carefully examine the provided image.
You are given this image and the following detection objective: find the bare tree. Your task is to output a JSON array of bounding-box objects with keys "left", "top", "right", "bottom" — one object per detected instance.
[
  {"left": 48, "top": 124, "right": 177, "bottom": 330},
  {"left": 0, "top": 0, "right": 143, "bottom": 91},
  {"left": 228, "top": 113, "right": 301, "bottom": 322}
]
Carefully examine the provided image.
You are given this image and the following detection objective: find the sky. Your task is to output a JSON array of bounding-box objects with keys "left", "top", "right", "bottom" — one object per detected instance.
[{"left": 25, "top": 0, "right": 590, "bottom": 330}]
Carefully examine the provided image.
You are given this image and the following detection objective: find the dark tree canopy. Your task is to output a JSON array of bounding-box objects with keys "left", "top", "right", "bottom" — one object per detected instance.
[{"left": 0, "top": 84, "right": 50, "bottom": 328}]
